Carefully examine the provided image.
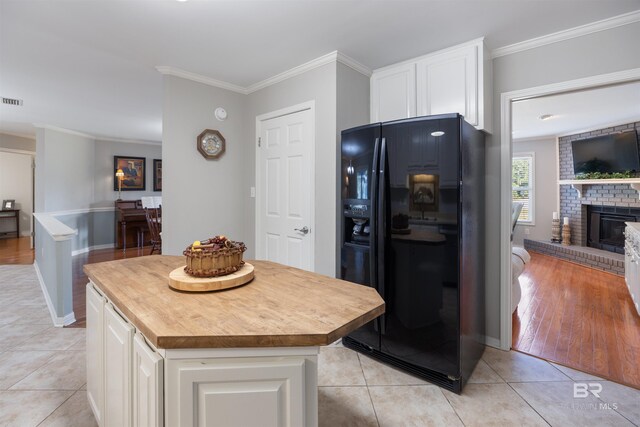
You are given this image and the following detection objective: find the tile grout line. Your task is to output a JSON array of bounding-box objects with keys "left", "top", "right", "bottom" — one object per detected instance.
[
  {"left": 437, "top": 387, "right": 467, "bottom": 426},
  {"left": 356, "top": 353, "right": 381, "bottom": 427},
  {"left": 593, "top": 386, "right": 638, "bottom": 426},
  {"left": 506, "top": 381, "right": 553, "bottom": 427},
  {"left": 35, "top": 389, "right": 77, "bottom": 427}
]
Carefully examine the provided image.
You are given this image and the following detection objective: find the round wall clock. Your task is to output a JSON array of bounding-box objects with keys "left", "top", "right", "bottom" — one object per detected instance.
[{"left": 197, "top": 129, "right": 226, "bottom": 159}]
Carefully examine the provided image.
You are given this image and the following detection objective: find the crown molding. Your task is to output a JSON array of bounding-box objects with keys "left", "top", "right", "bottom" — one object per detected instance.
[
  {"left": 336, "top": 52, "right": 372, "bottom": 77},
  {"left": 0, "top": 147, "right": 36, "bottom": 155},
  {"left": 156, "top": 51, "right": 372, "bottom": 96},
  {"left": 156, "top": 66, "right": 248, "bottom": 94},
  {"left": 33, "top": 123, "right": 95, "bottom": 139},
  {"left": 95, "top": 136, "right": 161, "bottom": 146},
  {"left": 512, "top": 135, "right": 557, "bottom": 143},
  {"left": 33, "top": 123, "right": 160, "bottom": 145},
  {"left": 0, "top": 130, "right": 36, "bottom": 140},
  {"left": 492, "top": 10, "right": 640, "bottom": 59},
  {"left": 245, "top": 51, "right": 339, "bottom": 94}
]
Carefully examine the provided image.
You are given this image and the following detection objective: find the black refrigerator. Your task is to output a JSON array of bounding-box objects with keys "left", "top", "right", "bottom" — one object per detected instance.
[{"left": 340, "top": 113, "right": 485, "bottom": 393}]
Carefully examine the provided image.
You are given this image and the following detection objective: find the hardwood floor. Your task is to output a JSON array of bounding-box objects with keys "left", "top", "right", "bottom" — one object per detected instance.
[
  {"left": 513, "top": 251, "right": 640, "bottom": 389},
  {"left": 69, "top": 245, "right": 150, "bottom": 328},
  {"left": 0, "top": 236, "right": 34, "bottom": 264}
]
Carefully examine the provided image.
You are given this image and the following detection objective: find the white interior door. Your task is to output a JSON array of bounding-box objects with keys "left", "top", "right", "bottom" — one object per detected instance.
[{"left": 257, "top": 104, "right": 314, "bottom": 271}]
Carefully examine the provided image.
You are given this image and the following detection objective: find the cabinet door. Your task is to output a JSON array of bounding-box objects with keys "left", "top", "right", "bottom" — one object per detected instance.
[
  {"left": 86, "top": 283, "right": 105, "bottom": 427},
  {"left": 371, "top": 64, "right": 416, "bottom": 123},
  {"left": 167, "top": 357, "right": 308, "bottom": 427},
  {"left": 104, "top": 303, "right": 135, "bottom": 427},
  {"left": 133, "top": 334, "right": 164, "bottom": 427},
  {"left": 417, "top": 44, "right": 478, "bottom": 126}
]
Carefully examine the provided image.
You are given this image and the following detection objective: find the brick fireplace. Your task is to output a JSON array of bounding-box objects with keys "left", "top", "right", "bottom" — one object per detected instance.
[
  {"left": 524, "top": 121, "right": 639, "bottom": 276},
  {"left": 559, "top": 121, "right": 640, "bottom": 247}
]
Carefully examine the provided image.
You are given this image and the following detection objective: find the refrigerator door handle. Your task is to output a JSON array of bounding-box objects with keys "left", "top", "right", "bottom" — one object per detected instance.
[
  {"left": 377, "top": 137, "right": 387, "bottom": 311},
  {"left": 370, "top": 137, "right": 380, "bottom": 291}
]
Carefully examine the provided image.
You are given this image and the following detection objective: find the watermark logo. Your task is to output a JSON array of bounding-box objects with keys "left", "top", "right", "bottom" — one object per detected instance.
[
  {"left": 569, "top": 383, "right": 618, "bottom": 411},
  {"left": 574, "top": 382, "right": 602, "bottom": 398}
]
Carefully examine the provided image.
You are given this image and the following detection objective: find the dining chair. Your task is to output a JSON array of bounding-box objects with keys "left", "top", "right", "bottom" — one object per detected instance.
[{"left": 145, "top": 206, "right": 162, "bottom": 255}]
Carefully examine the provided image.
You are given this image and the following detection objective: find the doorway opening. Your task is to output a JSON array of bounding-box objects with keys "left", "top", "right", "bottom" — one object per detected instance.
[{"left": 503, "top": 74, "right": 640, "bottom": 388}]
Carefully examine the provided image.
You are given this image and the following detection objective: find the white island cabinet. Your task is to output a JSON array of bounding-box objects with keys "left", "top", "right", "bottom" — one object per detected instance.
[
  {"left": 85, "top": 256, "right": 384, "bottom": 427},
  {"left": 625, "top": 223, "right": 640, "bottom": 316},
  {"left": 86, "top": 284, "right": 105, "bottom": 426}
]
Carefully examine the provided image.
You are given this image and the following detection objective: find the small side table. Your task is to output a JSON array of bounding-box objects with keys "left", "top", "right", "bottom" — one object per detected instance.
[{"left": 0, "top": 209, "right": 19, "bottom": 238}]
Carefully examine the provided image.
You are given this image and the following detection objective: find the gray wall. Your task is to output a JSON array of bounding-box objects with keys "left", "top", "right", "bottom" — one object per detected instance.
[
  {"left": 0, "top": 133, "right": 36, "bottom": 152},
  {"left": 35, "top": 220, "right": 73, "bottom": 319},
  {"left": 162, "top": 75, "right": 248, "bottom": 256},
  {"left": 34, "top": 128, "right": 161, "bottom": 251},
  {"left": 335, "top": 62, "right": 371, "bottom": 274},
  {"left": 36, "top": 128, "right": 95, "bottom": 212},
  {"left": 487, "top": 21, "right": 640, "bottom": 341},
  {"left": 246, "top": 63, "right": 338, "bottom": 276},
  {"left": 94, "top": 139, "right": 162, "bottom": 208},
  {"left": 512, "top": 137, "right": 558, "bottom": 245}
]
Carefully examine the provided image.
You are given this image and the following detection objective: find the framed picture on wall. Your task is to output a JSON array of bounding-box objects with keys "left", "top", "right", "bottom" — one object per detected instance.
[
  {"left": 114, "top": 156, "right": 146, "bottom": 191},
  {"left": 153, "top": 159, "right": 162, "bottom": 192},
  {"left": 2, "top": 200, "right": 15, "bottom": 210}
]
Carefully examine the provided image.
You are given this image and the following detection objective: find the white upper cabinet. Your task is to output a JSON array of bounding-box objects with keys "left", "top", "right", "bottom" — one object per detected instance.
[
  {"left": 417, "top": 43, "right": 477, "bottom": 126},
  {"left": 370, "top": 63, "right": 416, "bottom": 123},
  {"left": 371, "top": 38, "right": 491, "bottom": 132}
]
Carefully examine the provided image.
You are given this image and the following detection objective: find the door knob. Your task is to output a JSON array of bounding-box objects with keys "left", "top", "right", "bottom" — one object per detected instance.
[{"left": 294, "top": 226, "right": 310, "bottom": 235}]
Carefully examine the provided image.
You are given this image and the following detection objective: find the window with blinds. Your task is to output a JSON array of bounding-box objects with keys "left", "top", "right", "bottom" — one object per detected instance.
[{"left": 512, "top": 154, "right": 534, "bottom": 223}]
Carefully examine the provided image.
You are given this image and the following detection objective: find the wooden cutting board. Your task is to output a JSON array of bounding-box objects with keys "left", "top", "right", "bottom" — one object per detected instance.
[{"left": 168, "top": 263, "right": 254, "bottom": 292}]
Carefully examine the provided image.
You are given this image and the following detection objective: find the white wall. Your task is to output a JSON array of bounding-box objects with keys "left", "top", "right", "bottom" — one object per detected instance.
[
  {"left": 512, "top": 137, "right": 558, "bottom": 245},
  {"left": 486, "top": 21, "right": 640, "bottom": 342},
  {"left": 246, "top": 63, "right": 338, "bottom": 276},
  {"left": 0, "top": 151, "right": 33, "bottom": 236},
  {"left": 162, "top": 75, "right": 248, "bottom": 256}
]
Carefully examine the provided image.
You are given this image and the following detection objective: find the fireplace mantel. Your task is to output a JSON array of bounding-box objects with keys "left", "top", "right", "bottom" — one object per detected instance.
[{"left": 558, "top": 178, "right": 640, "bottom": 199}]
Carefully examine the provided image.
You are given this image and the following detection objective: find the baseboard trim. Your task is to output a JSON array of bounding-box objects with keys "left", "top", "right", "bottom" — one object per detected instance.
[
  {"left": 33, "top": 261, "right": 76, "bottom": 327},
  {"left": 484, "top": 336, "right": 503, "bottom": 349},
  {"left": 71, "top": 243, "right": 115, "bottom": 257}
]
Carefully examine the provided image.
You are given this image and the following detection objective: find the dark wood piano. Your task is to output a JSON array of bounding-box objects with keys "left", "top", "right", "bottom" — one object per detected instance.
[{"left": 115, "top": 200, "right": 150, "bottom": 250}]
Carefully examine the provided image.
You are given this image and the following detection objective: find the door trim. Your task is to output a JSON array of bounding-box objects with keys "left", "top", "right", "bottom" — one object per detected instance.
[
  {"left": 255, "top": 101, "right": 316, "bottom": 270},
  {"left": 498, "top": 67, "right": 640, "bottom": 351}
]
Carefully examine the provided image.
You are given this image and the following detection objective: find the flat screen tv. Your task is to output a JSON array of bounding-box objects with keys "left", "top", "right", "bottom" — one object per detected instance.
[{"left": 572, "top": 130, "right": 640, "bottom": 175}]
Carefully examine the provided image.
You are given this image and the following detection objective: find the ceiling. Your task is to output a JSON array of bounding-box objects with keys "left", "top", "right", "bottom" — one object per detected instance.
[
  {"left": 1, "top": 0, "right": 639, "bottom": 142},
  {"left": 512, "top": 81, "right": 640, "bottom": 140}
]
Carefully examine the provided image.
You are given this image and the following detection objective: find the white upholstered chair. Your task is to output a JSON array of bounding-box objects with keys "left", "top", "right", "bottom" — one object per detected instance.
[{"left": 511, "top": 202, "right": 531, "bottom": 312}]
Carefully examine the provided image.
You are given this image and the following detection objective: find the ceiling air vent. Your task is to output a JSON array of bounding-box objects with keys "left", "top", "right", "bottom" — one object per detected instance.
[{"left": 2, "top": 97, "right": 23, "bottom": 106}]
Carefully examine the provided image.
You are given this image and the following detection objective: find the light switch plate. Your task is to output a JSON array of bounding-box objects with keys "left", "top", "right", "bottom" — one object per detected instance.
[{"left": 250, "top": 187, "right": 256, "bottom": 198}]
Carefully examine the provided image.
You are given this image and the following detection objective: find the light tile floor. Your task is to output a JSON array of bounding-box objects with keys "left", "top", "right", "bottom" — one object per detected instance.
[{"left": 1, "top": 264, "right": 639, "bottom": 426}]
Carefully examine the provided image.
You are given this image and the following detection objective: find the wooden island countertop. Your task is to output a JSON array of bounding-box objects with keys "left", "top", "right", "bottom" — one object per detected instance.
[{"left": 84, "top": 255, "right": 384, "bottom": 349}]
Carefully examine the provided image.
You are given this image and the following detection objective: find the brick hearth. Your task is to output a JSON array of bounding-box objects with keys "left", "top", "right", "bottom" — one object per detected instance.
[{"left": 524, "top": 238, "right": 624, "bottom": 276}]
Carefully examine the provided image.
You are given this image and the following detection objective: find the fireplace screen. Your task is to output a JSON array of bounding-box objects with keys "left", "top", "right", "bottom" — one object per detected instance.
[{"left": 600, "top": 216, "right": 628, "bottom": 248}]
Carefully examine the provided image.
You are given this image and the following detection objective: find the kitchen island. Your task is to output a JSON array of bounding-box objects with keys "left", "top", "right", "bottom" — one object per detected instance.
[{"left": 84, "top": 255, "right": 384, "bottom": 427}]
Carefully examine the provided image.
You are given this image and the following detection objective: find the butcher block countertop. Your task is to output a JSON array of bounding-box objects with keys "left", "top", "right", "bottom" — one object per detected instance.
[{"left": 84, "top": 256, "right": 384, "bottom": 349}]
